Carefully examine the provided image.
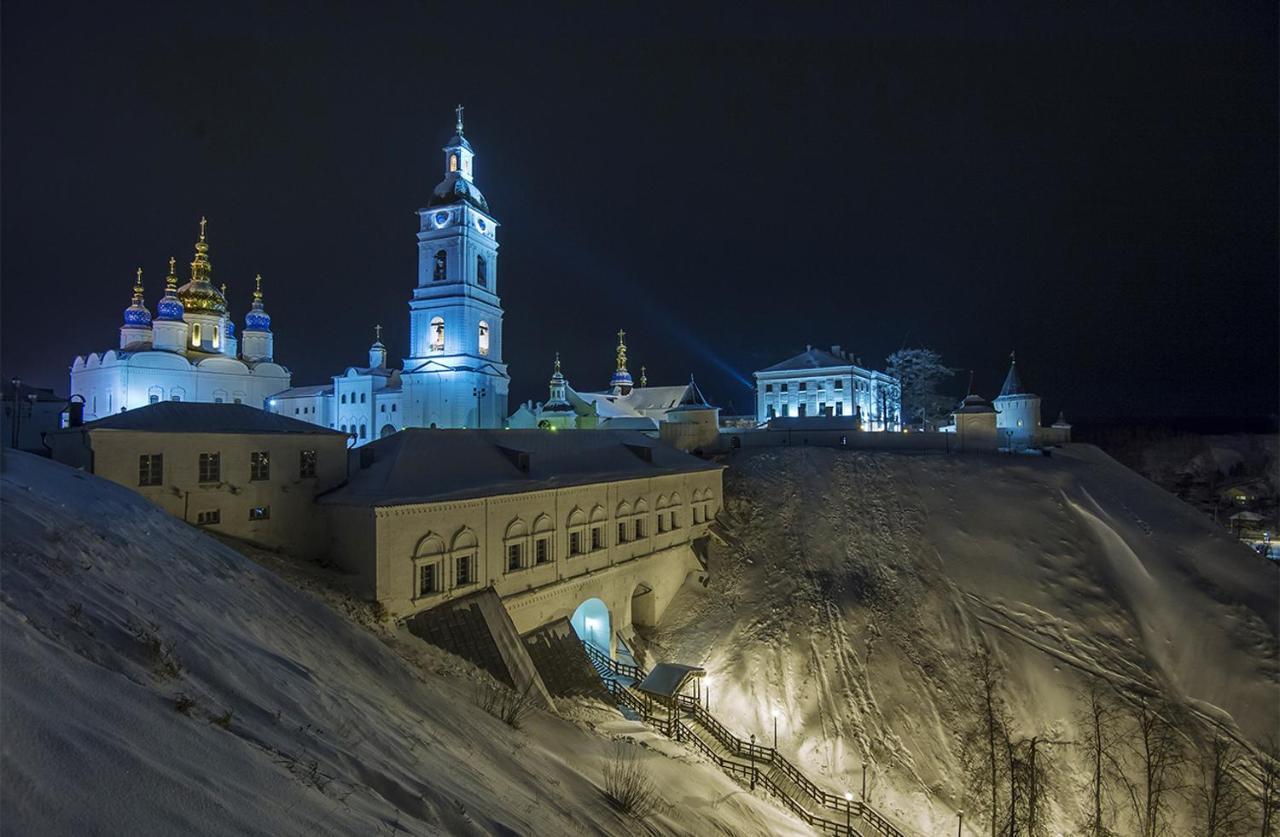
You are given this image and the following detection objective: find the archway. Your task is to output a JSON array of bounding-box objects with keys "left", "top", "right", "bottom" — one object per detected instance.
[
  {"left": 570, "top": 597, "right": 611, "bottom": 654},
  {"left": 379, "top": 423, "right": 396, "bottom": 439},
  {"left": 630, "top": 583, "right": 657, "bottom": 628}
]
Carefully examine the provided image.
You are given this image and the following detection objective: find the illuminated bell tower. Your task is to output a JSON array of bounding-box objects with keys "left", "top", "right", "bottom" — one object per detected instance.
[{"left": 402, "top": 105, "right": 508, "bottom": 428}]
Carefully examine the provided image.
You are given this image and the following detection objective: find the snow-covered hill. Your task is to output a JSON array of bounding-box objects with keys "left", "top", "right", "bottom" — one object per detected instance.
[
  {"left": 0, "top": 451, "right": 809, "bottom": 836},
  {"left": 643, "top": 444, "right": 1279, "bottom": 835}
]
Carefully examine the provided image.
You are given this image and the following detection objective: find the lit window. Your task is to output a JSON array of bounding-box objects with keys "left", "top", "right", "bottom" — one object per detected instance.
[
  {"left": 191, "top": 323, "right": 201, "bottom": 346},
  {"left": 299, "top": 450, "right": 317, "bottom": 479},
  {"left": 449, "top": 154, "right": 458, "bottom": 172},
  {"left": 138, "top": 454, "right": 163, "bottom": 486},
  {"left": 433, "top": 250, "right": 447, "bottom": 281},
  {"left": 248, "top": 506, "right": 270, "bottom": 521},
  {"left": 430, "top": 316, "right": 445, "bottom": 351},
  {"left": 212, "top": 327, "right": 221, "bottom": 349},
  {"left": 250, "top": 451, "right": 270, "bottom": 481},
  {"left": 478, "top": 321, "right": 490, "bottom": 356},
  {"left": 198, "top": 452, "right": 221, "bottom": 483}
]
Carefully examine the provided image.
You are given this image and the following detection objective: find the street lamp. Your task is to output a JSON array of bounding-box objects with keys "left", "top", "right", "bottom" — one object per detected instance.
[
  {"left": 957, "top": 810, "right": 964, "bottom": 837},
  {"left": 771, "top": 708, "right": 780, "bottom": 751},
  {"left": 749, "top": 734, "right": 756, "bottom": 789},
  {"left": 844, "top": 791, "right": 853, "bottom": 831},
  {"left": 861, "top": 761, "right": 867, "bottom": 800},
  {"left": 473, "top": 386, "right": 487, "bottom": 428}
]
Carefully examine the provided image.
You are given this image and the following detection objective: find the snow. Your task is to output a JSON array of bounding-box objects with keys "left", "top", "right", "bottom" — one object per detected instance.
[
  {"left": 0, "top": 451, "right": 810, "bottom": 836},
  {"left": 641, "top": 444, "right": 1279, "bottom": 835}
]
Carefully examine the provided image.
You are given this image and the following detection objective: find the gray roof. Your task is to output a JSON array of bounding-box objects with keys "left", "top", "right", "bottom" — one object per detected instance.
[
  {"left": 272, "top": 384, "right": 334, "bottom": 398},
  {"left": 997, "top": 360, "right": 1033, "bottom": 398},
  {"left": 758, "top": 347, "right": 866, "bottom": 374},
  {"left": 635, "top": 663, "right": 705, "bottom": 700},
  {"left": 60, "top": 402, "right": 346, "bottom": 436},
  {"left": 321, "top": 429, "right": 721, "bottom": 508}
]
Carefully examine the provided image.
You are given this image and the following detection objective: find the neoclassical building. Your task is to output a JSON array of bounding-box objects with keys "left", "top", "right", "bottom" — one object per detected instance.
[
  {"left": 70, "top": 220, "right": 290, "bottom": 421},
  {"left": 268, "top": 107, "right": 508, "bottom": 443},
  {"left": 754, "top": 345, "right": 901, "bottom": 430}
]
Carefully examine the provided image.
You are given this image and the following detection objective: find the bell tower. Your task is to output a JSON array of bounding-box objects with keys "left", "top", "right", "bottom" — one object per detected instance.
[{"left": 402, "top": 106, "right": 508, "bottom": 428}]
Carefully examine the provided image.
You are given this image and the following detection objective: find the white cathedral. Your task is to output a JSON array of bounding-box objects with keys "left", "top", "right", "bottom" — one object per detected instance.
[
  {"left": 70, "top": 220, "right": 291, "bottom": 421},
  {"left": 268, "top": 107, "right": 508, "bottom": 442}
]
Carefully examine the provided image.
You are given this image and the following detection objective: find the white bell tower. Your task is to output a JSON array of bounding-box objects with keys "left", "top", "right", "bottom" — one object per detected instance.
[{"left": 401, "top": 106, "right": 509, "bottom": 428}]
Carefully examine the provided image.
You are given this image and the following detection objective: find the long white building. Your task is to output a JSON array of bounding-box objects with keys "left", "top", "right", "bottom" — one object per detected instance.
[
  {"left": 754, "top": 345, "right": 901, "bottom": 430},
  {"left": 70, "top": 220, "right": 291, "bottom": 421}
]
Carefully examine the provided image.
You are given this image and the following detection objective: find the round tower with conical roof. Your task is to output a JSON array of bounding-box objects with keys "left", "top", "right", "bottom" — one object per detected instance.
[{"left": 993, "top": 352, "right": 1041, "bottom": 449}]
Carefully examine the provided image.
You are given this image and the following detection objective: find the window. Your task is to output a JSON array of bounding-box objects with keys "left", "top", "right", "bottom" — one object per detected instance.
[
  {"left": 294, "top": 407, "right": 300, "bottom": 415},
  {"left": 635, "top": 517, "right": 646, "bottom": 539},
  {"left": 391, "top": 404, "right": 397, "bottom": 412},
  {"left": 765, "top": 384, "right": 773, "bottom": 393},
  {"left": 341, "top": 424, "right": 347, "bottom": 433},
  {"left": 149, "top": 394, "right": 159, "bottom": 404},
  {"left": 191, "top": 323, "right": 202, "bottom": 346},
  {"left": 781, "top": 383, "right": 788, "bottom": 392},
  {"left": 569, "top": 531, "right": 583, "bottom": 556},
  {"left": 478, "top": 321, "right": 490, "bottom": 356},
  {"left": 767, "top": 405, "right": 776, "bottom": 419},
  {"left": 419, "top": 564, "right": 437, "bottom": 596},
  {"left": 798, "top": 403, "right": 807, "bottom": 417},
  {"left": 248, "top": 506, "right": 270, "bottom": 521},
  {"left": 360, "top": 393, "right": 366, "bottom": 403},
  {"left": 507, "top": 543, "right": 522, "bottom": 572},
  {"left": 138, "top": 454, "right": 163, "bottom": 486},
  {"left": 618, "top": 522, "right": 628, "bottom": 544},
  {"left": 591, "top": 526, "right": 604, "bottom": 551},
  {"left": 835, "top": 402, "right": 844, "bottom": 416},
  {"left": 476, "top": 256, "right": 487, "bottom": 287},
  {"left": 430, "top": 316, "right": 445, "bottom": 351},
  {"left": 299, "top": 450, "right": 317, "bottom": 479},
  {"left": 535, "top": 537, "right": 550, "bottom": 565},
  {"left": 234, "top": 397, "right": 242, "bottom": 405},
  {"left": 449, "top": 154, "right": 458, "bottom": 173},
  {"left": 359, "top": 424, "right": 367, "bottom": 439},
  {"left": 171, "top": 394, "right": 181, "bottom": 402},
  {"left": 835, "top": 380, "right": 844, "bottom": 390},
  {"left": 456, "top": 555, "right": 473, "bottom": 586},
  {"left": 671, "top": 510, "right": 680, "bottom": 529},
  {"left": 433, "top": 250, "right": 447, "bottom": 281},
  {"left": 250, "top": 451, "right": 270, "bottom": 481},
  {"left": 380, "top": 404, "right": 386, "bottom": 413},
  {"left": 341, "top": 393, "right": 347, "bottom": 404},
  {"left": 658, "top": 513, "right": 668, "bottom": 533},
  {"left": 799, "top": 382, "right": 807, "bottom": 391},
  {"left": 198, "top": 452, "right": 221, "bottom": 483},
  {"left": 196, "top": 509, "right": 220, "bottom": 526}
]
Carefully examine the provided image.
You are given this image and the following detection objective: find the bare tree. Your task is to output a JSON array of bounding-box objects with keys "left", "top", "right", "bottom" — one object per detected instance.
[
  {"left": 1119, "top": 697, "right": 1188, "bottom": 837},
  {"left": 1193, "top": 735, "right": 1251, "bottom": 837},
  {"left": 1076, "top": 679, "right": 1124, "bottom": 836},
  {"left": 1253, "top": 739, "right": 1280, "bottom": 837},
  {"left": 959, "top": 644, "right": 1010, "bottom": 837}
]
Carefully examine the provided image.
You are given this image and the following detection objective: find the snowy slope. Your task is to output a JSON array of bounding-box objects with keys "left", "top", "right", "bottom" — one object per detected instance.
[
  {"left": 0, "top": 451, "right": 810, "bottom": 837},
  {"left": 642, "top": 444, "right": 1279, "bottom": 835}
]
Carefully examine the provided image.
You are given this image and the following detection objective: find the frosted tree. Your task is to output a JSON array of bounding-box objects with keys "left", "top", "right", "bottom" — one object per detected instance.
[
  {"left": 1075, "top": 679, "right": 1124, "bottom": 836},
  {"left": 1253, "top": 739, "right": 1280, "bottom": 837},
  {"left": 884, "top": 347, "right": 953, "bottom": 429},
  {"left": 1192, "top": 736, "right": 1251, "bottom": 837}
]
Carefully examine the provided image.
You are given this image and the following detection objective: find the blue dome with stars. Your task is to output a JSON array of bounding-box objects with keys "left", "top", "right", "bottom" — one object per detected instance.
[
  {"left": 225, "top": 319, "right": 236, "bottom": 337},
  {"left": 245, "top": 309, "right": 271, "bottom": 331},
  {"left": 123, "top": 305, "right": 152, "bottom": 326},
  {"left": 155, "top": 295, "right": 185, "bottom": 321}
]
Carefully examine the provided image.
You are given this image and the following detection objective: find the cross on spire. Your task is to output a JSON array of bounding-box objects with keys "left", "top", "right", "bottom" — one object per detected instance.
[
  {"left": 455, "top": 104, "right": 464, "bottom": 135},
  {"left": 199, "top": 216, "right": 208, "bottom": 241},
  {"left": 374, "top": 324, "right": 383, "bottom": 341},
  {"left": 554, "top": 351, "right": 561, "bottom": 373}
]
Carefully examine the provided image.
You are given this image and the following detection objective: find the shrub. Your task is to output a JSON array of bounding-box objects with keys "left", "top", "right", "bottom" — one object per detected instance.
[
  {"left": 478, "top": 681, "right": 537, "bottom": 729},
  {"left": 603, "top": 742, "right": 660, "bottom": 819}
]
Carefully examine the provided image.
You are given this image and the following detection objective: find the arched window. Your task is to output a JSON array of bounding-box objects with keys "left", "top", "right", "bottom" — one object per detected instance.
[
  {"left": 449, "top": 154, "right": 458, "bottom": 173},
  {"left": 190, "top": 323, "right": 202, "bottom": 346},
  {"left": 341, "top": 393, "right": 347, "bottom": 404},
  {"left": 391, "top": 403, "right": 397, "bottom": 412},
  {"left": 476, "top": 255, "right": 487, "bottom": 287},
  {"left": 430, "top": 316, "right": 445, "bottom": 351},
  {"left": 478, "top": 321, "right": 490, "bottom": 356},
  {"left": 433, "top": 250, "right": 447, "bottom": 281},
  {"left": 360, "top": 393, "right": 366, "bottom": 403},
  {"left": 359, "top": 424, "right": 367, "bottom": 439}
]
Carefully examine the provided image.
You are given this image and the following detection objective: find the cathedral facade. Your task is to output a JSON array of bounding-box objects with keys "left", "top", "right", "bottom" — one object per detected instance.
[
  {"left": 70, "top": 220, "right": 291, "bottom": 422},
  {"left": 268, "top": 107, "right": 508, "bottom": 443}
]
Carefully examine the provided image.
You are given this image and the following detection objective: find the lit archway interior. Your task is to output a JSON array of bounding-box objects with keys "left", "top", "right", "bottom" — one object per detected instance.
[{"left": 570, "top": 597, "right": 611, "bottom": 653}]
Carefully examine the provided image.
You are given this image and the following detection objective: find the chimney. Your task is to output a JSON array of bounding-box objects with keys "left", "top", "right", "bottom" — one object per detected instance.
[{"left": 498, "top": 445, "right": 531, "bottom": 473}]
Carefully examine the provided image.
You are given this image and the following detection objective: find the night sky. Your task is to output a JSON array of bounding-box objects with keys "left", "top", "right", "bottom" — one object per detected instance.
[{"left": 3, "top": 2, "right": 1276, "bottom": 421}]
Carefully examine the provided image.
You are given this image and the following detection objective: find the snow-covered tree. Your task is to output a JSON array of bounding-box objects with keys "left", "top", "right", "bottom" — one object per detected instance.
[{"left": 885, "top": 348, "right": 954, "bottom": 430}]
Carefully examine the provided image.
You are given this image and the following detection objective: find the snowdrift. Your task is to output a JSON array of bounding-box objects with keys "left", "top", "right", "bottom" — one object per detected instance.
[
  {"left": 643, "top": 444, "right": 1279, "bottom": 834},
  {"left": 0, "top": 451, "right": 808, "bottom": 836}
]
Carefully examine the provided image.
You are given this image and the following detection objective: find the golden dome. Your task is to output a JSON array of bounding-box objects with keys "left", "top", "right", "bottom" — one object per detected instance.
[{"left": 176, "top": 216, "right": 227, "bottom": 315}]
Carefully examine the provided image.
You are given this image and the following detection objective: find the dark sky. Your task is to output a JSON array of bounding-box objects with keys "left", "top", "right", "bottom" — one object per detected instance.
[{"left": 3, "top": 2, "right": 1276, "bottom": 420}]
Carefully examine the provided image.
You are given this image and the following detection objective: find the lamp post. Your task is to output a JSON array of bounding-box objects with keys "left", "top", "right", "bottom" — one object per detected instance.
[
  {"left": 771, "top": 708, "right": 779, "bottom": 751},
  {"left": 861, "top": 761, "right": 867, "bottom": 801},
  {"left": 10, "top": 377, "right": 21, "bottom": 449},
  {"left": 473, "top": 385, "right": 487, "bottom": 428},
  {"left": 749, "top": 734, "right": 756, "bottom": 789},
  {"left": 844, "top": 791, "right": 853, "bottom": 832},
  {"left": 957, "top": 810, "right": 963, "bottom": 837}
]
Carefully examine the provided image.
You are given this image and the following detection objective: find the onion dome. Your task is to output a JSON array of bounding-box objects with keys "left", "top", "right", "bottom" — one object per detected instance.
[
  {"left": 244, "top": 274, "right": 271, "bottom": 331},
  {"left": 609, "top": 329, "right": 633, "bottom": 392},
  {"left": 176, "top": 217, "right": 228, "bottom": 315},
  {"left": 122, "top": 267, "right": 152, "bottom": 326},
  {"left": 544, "top": 352, "right": 574, "bottom": 412},
  {"left": 155, "top": 257, "right": 186, "bottom": 321}
]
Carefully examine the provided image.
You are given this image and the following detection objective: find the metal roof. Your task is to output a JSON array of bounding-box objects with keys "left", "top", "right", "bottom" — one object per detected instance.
[{"left": 55, "top": 402, "right": 346, "bottom": 436}]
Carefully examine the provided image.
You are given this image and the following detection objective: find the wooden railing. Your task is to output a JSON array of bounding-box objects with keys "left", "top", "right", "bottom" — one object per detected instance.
[{"left": 586, "top": 642, "right": 907, "bottom": 837}]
